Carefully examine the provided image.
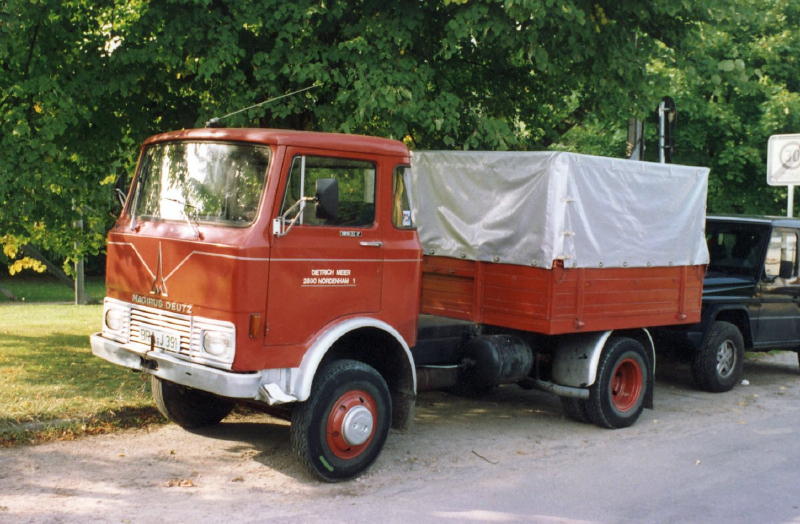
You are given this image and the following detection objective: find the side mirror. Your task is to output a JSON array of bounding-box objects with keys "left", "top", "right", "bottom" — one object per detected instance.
[{"left": 315, "top": 178, "right": 338, "bottom": 221}]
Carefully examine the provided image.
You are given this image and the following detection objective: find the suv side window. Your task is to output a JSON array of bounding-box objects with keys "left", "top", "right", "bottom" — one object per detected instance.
[
  {"left": 280, "top": 155, "right": 376, "bottom": 227},
  {"left": 764, "top": 228, "right": 798, "bottom": 283},
  {"left": 706, "top": 225, "right": 763, "bottom": 276}
]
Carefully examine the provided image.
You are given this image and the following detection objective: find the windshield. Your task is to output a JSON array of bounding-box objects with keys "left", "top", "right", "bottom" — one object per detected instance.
[{"left": 133, "top": 141, "right": 270, "bottom": 226}]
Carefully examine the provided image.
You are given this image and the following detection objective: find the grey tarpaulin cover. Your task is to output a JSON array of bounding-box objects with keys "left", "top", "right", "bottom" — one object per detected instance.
[{"left": 408, "top": 151, "right": 710, "bottom": 269}]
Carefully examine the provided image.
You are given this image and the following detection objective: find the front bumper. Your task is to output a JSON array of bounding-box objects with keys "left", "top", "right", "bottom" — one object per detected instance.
[{"left": 90, "top": 333, "right": 298, "bottom": 404}]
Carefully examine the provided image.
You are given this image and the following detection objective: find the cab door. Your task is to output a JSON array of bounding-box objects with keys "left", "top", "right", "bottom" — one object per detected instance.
[{"left": 265, "top": 149, "right": 383, "bottom": 349}]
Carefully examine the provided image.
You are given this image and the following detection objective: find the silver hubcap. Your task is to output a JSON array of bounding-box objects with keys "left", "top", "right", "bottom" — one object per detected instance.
[
  {"left": 341, "top": 405, "right": 374, "bottom": 446},
  {"left": 716, "top": 340, "right": 736, "bottom": 378}
]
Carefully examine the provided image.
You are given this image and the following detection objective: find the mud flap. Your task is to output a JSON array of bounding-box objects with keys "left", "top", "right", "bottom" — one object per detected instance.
[
  {"left": 645, "top": 353, "right": 655, "bottom": 410},
  {"left": 391, "top": 389, "right": 416, "bottom": 430}
]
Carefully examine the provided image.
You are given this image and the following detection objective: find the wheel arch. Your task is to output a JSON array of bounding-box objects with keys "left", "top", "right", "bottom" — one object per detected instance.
[
  {"left": 294, "top": 317, "right": 417, "bottom": 430},
  {"left": 551, "top": 328, "right": 655, "bottom": 408},
  {"left": 706, "top": 306, "right": 753, "bottom": 349}
]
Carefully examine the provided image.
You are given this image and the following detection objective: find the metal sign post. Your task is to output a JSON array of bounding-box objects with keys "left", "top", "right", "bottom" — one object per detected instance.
[
  {"left": 767, "top": 134, "right": 800, "bottom": 217},
  {"left": 657, "top": 97, "right": 676, "bottom": 164}
]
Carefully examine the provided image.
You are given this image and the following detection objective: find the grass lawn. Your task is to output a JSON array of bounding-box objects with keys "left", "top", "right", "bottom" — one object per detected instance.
[
  {"left": 0, "top": 304, "right": 162, "bottom": 446},
  {"left": 0, "top": 275, "right": 106, "bottom": 303}
]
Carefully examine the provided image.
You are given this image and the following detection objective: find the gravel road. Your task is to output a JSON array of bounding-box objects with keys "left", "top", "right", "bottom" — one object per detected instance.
[{"left": 2, "top": 352, "right": 799, "bottom": 523}]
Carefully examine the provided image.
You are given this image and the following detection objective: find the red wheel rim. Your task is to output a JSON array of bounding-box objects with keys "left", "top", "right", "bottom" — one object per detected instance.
[
  {"left": 609, "top": 357, "right": 643, "bottom": 412},
  {"left": 326, "top": 389, "right": 378, "bottom": 460}
]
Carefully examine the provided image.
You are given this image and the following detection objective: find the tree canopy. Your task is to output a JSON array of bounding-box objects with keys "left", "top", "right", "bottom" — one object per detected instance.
[
  {"left": 1, "top": 0, "right": 798, "bottom": 272},
  {"left": 556, "top": 0, "right": 800, "bottom": 214}
]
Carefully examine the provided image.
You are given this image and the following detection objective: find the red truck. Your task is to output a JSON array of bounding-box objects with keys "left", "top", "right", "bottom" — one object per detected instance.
[{"left": 91, "top": 128, "right": 709, "bottom": 481}]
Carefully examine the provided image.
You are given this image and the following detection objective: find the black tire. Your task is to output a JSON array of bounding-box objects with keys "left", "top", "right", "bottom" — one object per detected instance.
[
  {"left": 691, "top": 321, "right": 744, "bottom": 393},
  {"left": 560, "top": 396, "right": 591, "bottom": 423},
  {"left": 586, "top": 337, "right": 649, "bottom": 429},
  {"left": 290, "top": 360, "right": 391, "bottom": 482},
  {"left": 151, "top": 376, "right": 234, "bottom": 429}
]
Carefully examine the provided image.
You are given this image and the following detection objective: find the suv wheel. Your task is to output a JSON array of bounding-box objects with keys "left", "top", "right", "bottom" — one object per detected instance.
[{"left": 691, "top": 321, "right": 744, "bottom": 392}]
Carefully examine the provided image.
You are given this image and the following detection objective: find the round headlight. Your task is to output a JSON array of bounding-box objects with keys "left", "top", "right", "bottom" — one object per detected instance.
[
  {"left": 202, "top": 330, "right": 232, "bottom": 356},
  {"left": 104, "top": 308, "right": 126, "bottom": 332}
]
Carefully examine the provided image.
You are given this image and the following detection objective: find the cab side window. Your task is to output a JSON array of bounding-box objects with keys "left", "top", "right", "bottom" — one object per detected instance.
[
  {"left": 764, "top": 229, "right": 798, "bottom": 283},
  {"left": 280, "top": 155, "right": 376, "bottom": 227},
  {"left": 392, "top": 165, "right": 414, "bottom": 229}
]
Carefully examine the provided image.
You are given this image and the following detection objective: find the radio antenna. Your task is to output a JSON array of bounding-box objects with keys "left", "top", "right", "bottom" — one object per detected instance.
[{"left": 204, "top": 83, "right": 321, "bottom": 127}]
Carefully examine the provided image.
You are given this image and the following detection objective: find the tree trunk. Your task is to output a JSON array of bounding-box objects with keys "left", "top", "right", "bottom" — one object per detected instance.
[{"left": 0, "top": 286, "right": 18, "bottom": 301}]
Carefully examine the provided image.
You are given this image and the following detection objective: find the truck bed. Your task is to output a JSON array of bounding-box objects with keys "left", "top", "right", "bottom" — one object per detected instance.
[{"left": 421, "top": 256, "right": 704, "bottom": 335}]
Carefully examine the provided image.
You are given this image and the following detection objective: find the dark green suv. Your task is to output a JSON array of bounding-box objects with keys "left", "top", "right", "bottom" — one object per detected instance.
[{"left": 659, "top": 215, "right": 800, "bottom": 392}]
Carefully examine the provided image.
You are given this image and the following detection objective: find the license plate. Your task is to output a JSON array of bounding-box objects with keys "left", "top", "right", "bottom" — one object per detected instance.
[{"left": 138, "top": 326, "right": 180, "bottom": 352}]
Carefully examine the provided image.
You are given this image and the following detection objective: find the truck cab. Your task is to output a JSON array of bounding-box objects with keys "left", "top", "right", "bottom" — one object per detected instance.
[
  {"left": 92, "top": 128, "right": 420, "bottom": 481},
  {"left": 663, "top": 215, "right": 800, "bottom": 391}
]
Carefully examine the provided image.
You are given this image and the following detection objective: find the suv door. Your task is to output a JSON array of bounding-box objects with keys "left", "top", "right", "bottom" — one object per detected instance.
[
  {"left": 265, "top": 150, "right": 383, "bottom": 350},
  {"left": 755, "top": 227, "right": 800, "bottom": 348}
]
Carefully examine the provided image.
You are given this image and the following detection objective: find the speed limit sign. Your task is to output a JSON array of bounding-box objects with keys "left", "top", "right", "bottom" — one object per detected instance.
[{"left": 768, "top": 134, "right": 800, "bottom": 185}]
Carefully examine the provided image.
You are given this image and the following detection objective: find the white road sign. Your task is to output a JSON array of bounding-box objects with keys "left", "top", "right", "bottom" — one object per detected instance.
[{"left": 767, "top": 134, "right": 800, "bottom": 185}]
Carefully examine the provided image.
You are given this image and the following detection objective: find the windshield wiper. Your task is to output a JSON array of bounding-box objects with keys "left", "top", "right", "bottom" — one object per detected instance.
[{"left": 161, "top": 197, "right": 203, "bottom": 239}]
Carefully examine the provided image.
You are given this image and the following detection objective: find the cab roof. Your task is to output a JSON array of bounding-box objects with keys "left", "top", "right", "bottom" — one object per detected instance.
[{"left": 142, "top": 128, "right": 410, "bottom": 157}]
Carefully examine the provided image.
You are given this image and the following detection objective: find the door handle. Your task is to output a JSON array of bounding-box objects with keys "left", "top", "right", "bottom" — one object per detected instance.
[{"left": 359, "top": 241, "right": 383, "bottom": 247}]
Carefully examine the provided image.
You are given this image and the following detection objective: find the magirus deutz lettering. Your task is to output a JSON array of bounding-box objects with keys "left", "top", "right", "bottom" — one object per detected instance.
[{"left": 131, "top": 294, "right": 193, "bottom": 314}]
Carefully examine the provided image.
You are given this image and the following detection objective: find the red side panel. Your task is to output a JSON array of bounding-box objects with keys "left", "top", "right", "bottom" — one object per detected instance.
[{"left": 421, "top": 256, "right": 703, "bottom": 335}]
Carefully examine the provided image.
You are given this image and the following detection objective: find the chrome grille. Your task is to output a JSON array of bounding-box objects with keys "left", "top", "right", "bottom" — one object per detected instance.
[
  {"left": 130, "top": 304, "right": 193, "bottom": 356},
  {"left": 124, "top": 301, "right": 236, "bottom": 369}
]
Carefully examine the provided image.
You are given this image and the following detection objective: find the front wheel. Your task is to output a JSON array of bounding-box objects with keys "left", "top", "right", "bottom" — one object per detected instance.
[
  {"left": 290, "top": 360, "right": 391, "bottom": 482},
  {"left": 151, "top": 376, "right": 234, "bottom": 429},
  {"left": 691, "top": 321, "right": 744, "bottom": 393},
  {"left": 585, "top": 337, "right": 648, "bottom": 429}
]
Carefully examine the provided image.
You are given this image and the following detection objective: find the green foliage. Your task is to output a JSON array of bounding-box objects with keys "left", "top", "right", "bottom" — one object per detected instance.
[
  {"left": 4, "top": 0, "right": 793, "bottom": 262},
  {"left": 656, "top": 0, "right": 790, "bottom": 214},
  {"left": 98, "top": 0, "right": 709, "bottom": 149},
  {"left": 558, "top": 0, "right": 800, "bottom": 215},
  {"left": 0, "top": 0, "right": 137, "bottom": 270}
]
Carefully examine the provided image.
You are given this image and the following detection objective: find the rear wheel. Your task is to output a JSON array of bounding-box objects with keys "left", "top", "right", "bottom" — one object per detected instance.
[
  {"left": 586, "top": 337, "right": 648, "bottom": 429},
  {"left": 151, "top": 376, "right": 234, "bottom": 429},
  {"left": 290, "top": 360, "right": 391, "bottom": 482},
  {"left": 691, "top": 321, "right": 744, "bottom": 392}
]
